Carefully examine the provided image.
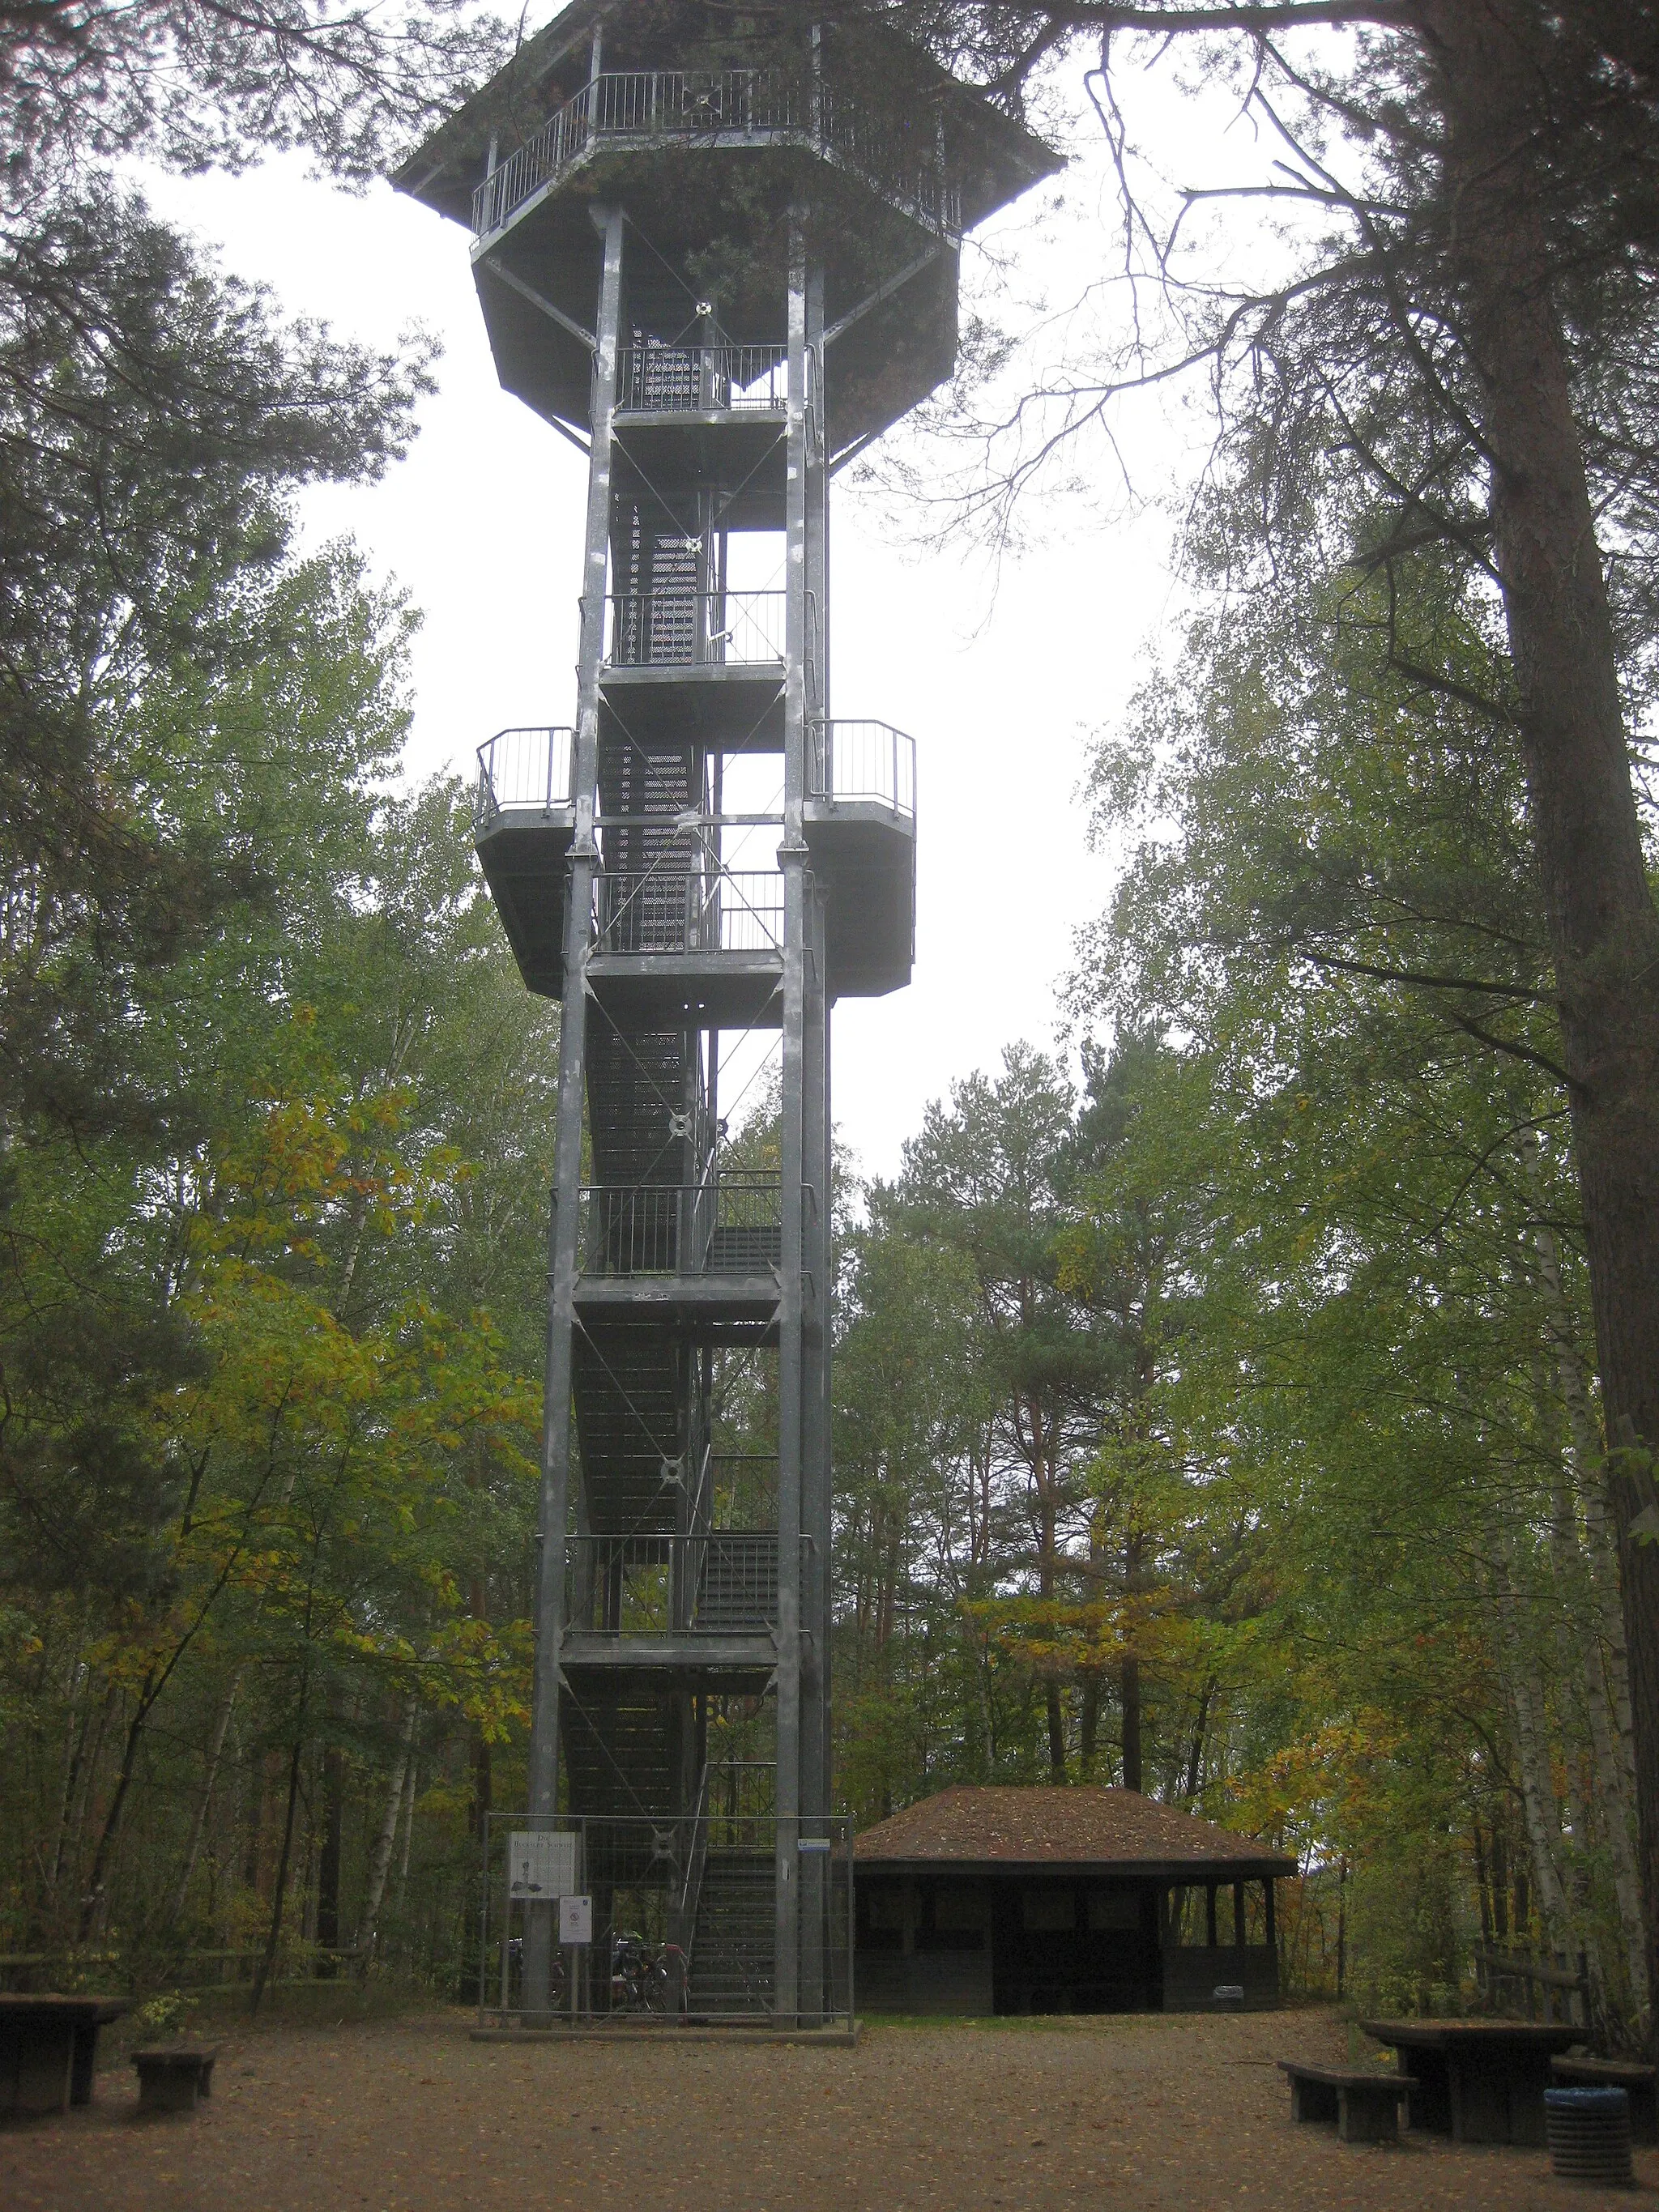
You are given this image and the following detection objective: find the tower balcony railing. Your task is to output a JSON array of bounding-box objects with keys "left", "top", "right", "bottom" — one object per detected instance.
[
  {"left": 475, "top": 726, "right": 576, "bottom": 827},
  {"left": 578, "top": 1175, "right": 783, "bottom": 1276},
  {"left": 595, "top": 869, "right": 784, "bottom": 954},
  {"left": 808, "top": 718, "right": 916, "bottom": 818},
  {"left": 564, "top": 1532, "right": 802, "bottom": 1637},
  {"left": 605, "top": 590, "right": 785, "bottom": 667},
  {"left": 617, "top": 344, "right": 788, "bottom": 415},
  {"left": 472, "top": 69, "right": 962, "bottom": 243}
]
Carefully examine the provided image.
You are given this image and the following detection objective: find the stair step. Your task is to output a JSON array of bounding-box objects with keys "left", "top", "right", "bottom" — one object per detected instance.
[{"left": 689, "top": 1853, "right": 777, "bottom": 2011}]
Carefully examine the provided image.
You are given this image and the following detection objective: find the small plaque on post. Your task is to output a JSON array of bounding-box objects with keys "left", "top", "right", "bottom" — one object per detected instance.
[
  {"left": 508, "top": 1831, "right": 577, "bottom": 1899},
  {"left": 560, "top": 1894, "right": 593, "bottom": 1946}
]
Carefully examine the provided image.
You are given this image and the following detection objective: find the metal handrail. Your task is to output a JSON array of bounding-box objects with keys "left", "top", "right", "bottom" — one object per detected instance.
[
  {"left": 594, "top": 869, "right": 784, "bottom": 953},
  {"left": 673, "top": 1762, "right": 712, "bottom": 1990},
  {"left": 577, "top": 1176, "right": 783, "bottom": 1276},
  {"left": 475, "top": 726, "right": 577, "bottom": 826},
  {"left": 808, "top": 718, "right": 916, "bottom": 817},
  {"left": 605, "top": 590, "right": 786, "bottom": 667},
  {"left": 473, "top": 69, "right": 962, "bottom": 242},
  {"left": 617, "top": 345, "right": 788, "bottom": 414},
  {"left": 564, "top": 1532, "right": 787, "bottom": 1635},
  {"left": 689, "top": 1437, "right": 714, "bottom": 1534}
]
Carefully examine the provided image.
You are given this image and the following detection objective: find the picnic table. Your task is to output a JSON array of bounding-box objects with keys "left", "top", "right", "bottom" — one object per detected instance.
[
  {"left": 1, "top": 1995, "right": 130, "bottom": 2120},
  {"left": 1360, "top": 2018, "right": 1581, "bottom": 2146}
]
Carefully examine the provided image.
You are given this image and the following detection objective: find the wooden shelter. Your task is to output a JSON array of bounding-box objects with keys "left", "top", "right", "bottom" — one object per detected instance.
[{"left": 855, "top": 1787, "right": 1296, "bottom": 2016}]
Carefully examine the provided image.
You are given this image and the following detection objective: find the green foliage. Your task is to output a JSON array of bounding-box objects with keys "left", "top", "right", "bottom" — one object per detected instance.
[
  {"left": 829, "top": 527, "right": 1647, "bottom": 2034},
  {"left": 0, "top": 501, "right": 554, "bottom": 1990}
]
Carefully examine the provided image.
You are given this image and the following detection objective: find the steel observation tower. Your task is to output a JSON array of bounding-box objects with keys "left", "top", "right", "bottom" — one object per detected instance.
[{"left": 395, "top": 2, "right": 1056, "bottom": 2025}]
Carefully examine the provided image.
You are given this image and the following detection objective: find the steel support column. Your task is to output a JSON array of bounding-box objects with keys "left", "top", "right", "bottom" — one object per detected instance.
[
  {"left": 771, "top": 218, "right": 812, "bottom": 2021},
  {"left": 523, "top": 202, "right": 625, "bottom": 2014},
  {"left": 798, "top": 251, "right": 832, "bottom": 2020}
]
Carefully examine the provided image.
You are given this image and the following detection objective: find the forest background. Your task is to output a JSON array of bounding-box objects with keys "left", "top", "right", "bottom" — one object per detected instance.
[{"left": 0, "top": 0, "right": 1653, "bottom": 2046}]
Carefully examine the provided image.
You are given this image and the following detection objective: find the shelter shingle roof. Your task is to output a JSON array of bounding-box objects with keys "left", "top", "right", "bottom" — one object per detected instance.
[{"left": 854, "top": 1787, "right": 1295, "bottom": 1876}]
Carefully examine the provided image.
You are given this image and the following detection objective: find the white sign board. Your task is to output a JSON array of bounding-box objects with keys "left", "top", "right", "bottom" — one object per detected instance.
[
  {"left": 560, "top": 1894, "right": 593, "bottom": 1946},
  {"left": 507, "top": 1831, "right": 577, "bottom": 1900}
]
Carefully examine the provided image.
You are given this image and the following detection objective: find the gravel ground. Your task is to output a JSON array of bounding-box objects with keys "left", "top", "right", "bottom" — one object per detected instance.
[{"left": 2, "top": 2004, "right": 1653, "bottom": 2211}]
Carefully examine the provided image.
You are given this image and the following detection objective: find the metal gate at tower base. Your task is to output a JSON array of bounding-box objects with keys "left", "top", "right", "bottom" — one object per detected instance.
[{"left": 477, "top": 1808, "right": 853, "bottom": 2030}]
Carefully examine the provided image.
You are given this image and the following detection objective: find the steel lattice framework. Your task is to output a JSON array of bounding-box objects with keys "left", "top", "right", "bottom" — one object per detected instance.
[{"left": 395, "top": 1, "right": 1057, "bottom": 2027}]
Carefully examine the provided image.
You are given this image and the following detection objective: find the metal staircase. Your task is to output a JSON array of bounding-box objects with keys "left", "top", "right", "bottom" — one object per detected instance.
[
  {"left": 688, "top": 1853, "right": 778, "bottom": 2012},
  {"left": 395, "top": 0, "right": 1059, "bottom": 2026}
]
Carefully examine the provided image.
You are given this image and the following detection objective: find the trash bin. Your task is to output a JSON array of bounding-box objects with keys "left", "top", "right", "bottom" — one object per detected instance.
[{"left": 1545, "top": 2086, "right": 1634, "bottom": 2186}]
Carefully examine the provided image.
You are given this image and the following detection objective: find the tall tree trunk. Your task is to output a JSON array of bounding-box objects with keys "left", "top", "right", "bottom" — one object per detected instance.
[
  {"left": 1120, "top": 1656, "right": 1143, "bottom": 1792},
  {"left": 395, "top": 1756, "right": 418, "bottom": 1899},
  {"left": 1427, "top": 0, "right": 1659, "bottom": 2037},
  {"left": 1078, "top": 1670, "right": 1102, "bottom": 1778},
  {"left": 1045, "top": 1680, "right": 1066, "bottom": 1780},
  {"left": 317, "top": 1741, "right": 345, "bottom": 1961},
  {"left": 1183, "top": 1679, "right": 1214, "bottom": 1803},
  {"left": 167, "top": 1671, "right": 241, "bottom": 1931},
  {"left": 76, "top": 1673, "right": 157, "bottom": 1941},
  {"left": 1122, "top": 1527, "right": 1146, "bottom": 1792},
  {"left": 47, "top": 1679, "right": 97, "bottom": 1925},
  {"left": 1533, "top": 1213, "right": 1640, "bottom": 1784},
  {"left": 356, "top": 1701, "right": 416, "bottom": 1974},
  {"left": 1488, "top": 1532, "right": 1572, "bottom": 1951},
  {"left": 1546, "top": 1422, "right": 1646, "bottom": 2016},
  {"left": 249, "top": 1679, "right": 309, "bottom": 2016}
]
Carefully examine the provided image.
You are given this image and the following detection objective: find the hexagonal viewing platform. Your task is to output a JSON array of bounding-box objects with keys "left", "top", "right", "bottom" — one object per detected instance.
[{"left": 392, "top": 11, "right": 1060, "bottom": 458}]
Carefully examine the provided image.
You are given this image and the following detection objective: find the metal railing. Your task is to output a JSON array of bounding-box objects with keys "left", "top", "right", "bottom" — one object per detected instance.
[
  {"left": 606, "top": 590, "right": 786, "bottom": 667},
  {"left": 594, "top": 869, "right": 784, "bottom": 954},
  {"left": 472, "top": 69, "right": 961, "bottom": 241},
  {"left": 673, "top": 1764, "right": 712, "bottom": 1980},
  {"left": 564, "top": 1532, "right": 789, "bottom": 1635},
  {"left": 808, "top": 718, "right": 915, "bottom": 817},
  {"left": 578, "top": 1175, "right": 783, "bottom": 1276},
  {"left": 706, "top": 1759, "right": 778, "bottom": 1826},
  {"left": 479, "top": 1809, "right": 853, "bottom": 2027},
  {"left": 475, "top": 727, "right": 576, "bottom": 826},
  {"left": 618, "top": 344, "right": 788, "bottom": 414}
]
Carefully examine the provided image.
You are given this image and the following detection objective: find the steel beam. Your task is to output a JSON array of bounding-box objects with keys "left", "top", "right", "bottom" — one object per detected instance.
[{"left": 522, "top": 201, "right": 625, "bottom": 2017}]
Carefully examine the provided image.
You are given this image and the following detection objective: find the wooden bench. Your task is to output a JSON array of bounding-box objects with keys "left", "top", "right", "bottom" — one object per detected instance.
[
  {"left": 133, "top": 2045, "right": 219, "bottom": 2115},
  {"left": 0, "top": 1996, "right": 129, "bottom": 2120},
  {"left": 1552, "top": 2054, "right": 1657, "bottom": 2145},
  {"left": 1278, "top": 2059, "right": 1415, "bottom": 2144}
]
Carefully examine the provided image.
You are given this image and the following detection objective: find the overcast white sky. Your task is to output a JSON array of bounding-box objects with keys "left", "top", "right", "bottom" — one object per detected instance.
[{"left": 139, "top": 53, "right": 1270, "bottom": 1185}]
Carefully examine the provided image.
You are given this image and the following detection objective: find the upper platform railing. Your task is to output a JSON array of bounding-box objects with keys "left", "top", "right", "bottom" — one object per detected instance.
[
  {"left": 578, "top": 1176, "right": 783, "bottom": 1276},
  {"left": 606, "top": 590, "right": 785, "bottom": 668},
  {"left": 595, "top": 869, "right": 784, "bottom": 955},
  {"left": 618, "top": 344, "right": 787, "bottom": 415},
  {"left": 476, "top": 726, "right": 574, "bottom": 828},
  {"left": 472, "top": 69, "right": 962, "bottom": 243},
  {"left": 808, "top": 719, "right": 915, "bottom": 818}
]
